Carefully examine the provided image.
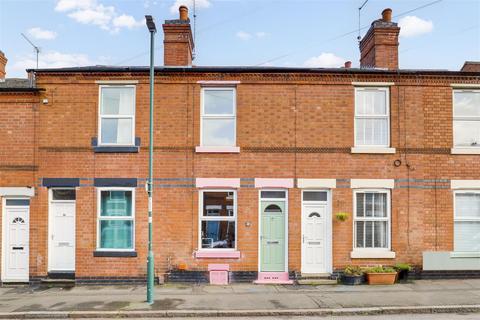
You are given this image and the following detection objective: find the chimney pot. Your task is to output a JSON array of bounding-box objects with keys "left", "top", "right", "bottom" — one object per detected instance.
[
  {"left": 0, "top": 50, "right": 7, "bottom": 80},
  {"left": 344, "top": 61, "right": 352, "bottom": 69},
  {"left": 179, "top": 5, "right": 188, "bottom": 21},
  {"left": 382, "top": 8, "right": 392, "bottom": 22}
]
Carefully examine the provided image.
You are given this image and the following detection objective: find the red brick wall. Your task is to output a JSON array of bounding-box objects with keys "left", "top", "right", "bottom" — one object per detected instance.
[{"left": 1, "top": 71, "right": 479, "bottom": 279}]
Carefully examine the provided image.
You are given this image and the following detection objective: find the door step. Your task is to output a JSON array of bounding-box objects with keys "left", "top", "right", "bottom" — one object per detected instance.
[
  {"left": 301, "top": 273, "right": 331, "bottom": 278},
  {"left": 40, "top": 278, "right": 75, "bottom": 287},
  {"left": 297, "top": 273, "right": 337, "bottom": 285},
  {"left": 297, "top": 278, "right": 338, "bottom": 285},
  {"left": 254, "top": 272, "right": 294, "bottom": 284}
]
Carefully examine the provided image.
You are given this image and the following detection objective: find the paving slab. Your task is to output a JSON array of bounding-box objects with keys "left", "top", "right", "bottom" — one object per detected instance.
[{"left": 0, "top": 279, "right": 479, "bottom": 318}]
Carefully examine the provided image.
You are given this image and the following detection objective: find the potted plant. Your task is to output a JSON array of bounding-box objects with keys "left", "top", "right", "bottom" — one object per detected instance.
[
  {"left": 365, "top": 266, "right": 397, "bottom": 285},
  {"left": 342, "top": 265, "right": 365, "bottom": 285},
  {"left": 394, "top": 263, "right": 412, "bottom": 282},
  {"left": 335, "top": 212, "right": 349, "bottom": 222}
]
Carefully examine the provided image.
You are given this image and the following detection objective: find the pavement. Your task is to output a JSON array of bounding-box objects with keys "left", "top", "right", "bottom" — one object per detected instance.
[{"left": 0, "top": 279, "right": 479, "bottom": 318}]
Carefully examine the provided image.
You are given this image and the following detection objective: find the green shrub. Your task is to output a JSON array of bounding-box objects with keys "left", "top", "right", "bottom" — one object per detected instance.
[
  {"left": 365, "top": 266, "right": 396, "bottom": 273},
  {"left": 335, "top": 212, "right": 349, "bottom": 222},
  {"left": 344, "top": 265, "right": 364, "bottom": 276},
  {"left": 394, "top": 263, "right": 412, "bottom": 271}
]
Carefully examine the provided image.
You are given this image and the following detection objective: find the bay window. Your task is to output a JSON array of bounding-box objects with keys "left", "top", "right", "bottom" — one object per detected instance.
[
  {"left": 199, "top": 190, "right": 236, "bottom": 250},
  {"left": 97, "top": 188, "right": 134, "bottom": 250}
]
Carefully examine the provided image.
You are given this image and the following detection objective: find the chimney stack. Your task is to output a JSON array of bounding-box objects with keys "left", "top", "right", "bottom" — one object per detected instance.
[
  {"left": 163, "top": 5, "right": 194, "bottom": 67},
  {"left": 0, "top": 50, "right": 7, "bottom": 80},
  {"left": 344, "top": 61, "right": 352, "bottom": 69},
  {"left": 359, "top": 8, "right": 400, "bottom": 70},
  {"left": 461, "top": 61, "right": 480, "bottom": 72}
]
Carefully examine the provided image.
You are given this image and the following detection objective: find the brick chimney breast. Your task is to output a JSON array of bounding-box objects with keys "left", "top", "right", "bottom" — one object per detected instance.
[
  {"left": 0, "top": 50, "right": 7, "bottom": 80},
  {"left": 359, "top": 8, "right": 400, "bottom": 70},
  {"left": 461, "top": 61, "right": 480, "bottom": 72},
  {"left": 163, "top": 6, "right": 194, "bottom": 67}
]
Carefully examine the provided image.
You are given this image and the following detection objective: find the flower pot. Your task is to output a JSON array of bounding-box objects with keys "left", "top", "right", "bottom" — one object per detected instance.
[
  {"left": 342, "top": 274, "right": 364, "bottom": 285},
  {"left": 396, "top": 269, "right": 409, "bottom": 282},
  {"left": 366, "top": 272, "right": 397, "bottom": 285}
]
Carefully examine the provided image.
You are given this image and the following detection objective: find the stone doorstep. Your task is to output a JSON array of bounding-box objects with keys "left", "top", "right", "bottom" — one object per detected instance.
[{"left": 297, "top": 278, "right": 338, "bottom": 285}]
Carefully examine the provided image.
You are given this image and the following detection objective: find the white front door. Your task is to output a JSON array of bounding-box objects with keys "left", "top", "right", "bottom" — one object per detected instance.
[
  {"left": 3, "top": 199, "right": 30, "bottom": 282},
  {"left": 49, "top": 191, "right": 76, "bottom": 271},
  {"left": 301, "top": 201, "right": 329, "bottom": 274}
]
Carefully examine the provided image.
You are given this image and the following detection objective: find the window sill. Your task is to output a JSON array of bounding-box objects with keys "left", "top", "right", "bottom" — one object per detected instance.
[
  {"left": 450, "top": 252, "right": 480, "bottom": 258},
  {"left": 93, "top": 251, "right": 137, "bottom": 257},
  {"left": 451, "top": 148, "right": 480, "bottom": 155},
  {"left": 351, "top": 147, "right": 396, "bottom": 154},
  {"left": 91, "top": 137, "right": 140, "bottom": 153},
  {"left": 195, "top": 146, "right": 240, "bottom": 153},
  {"left": 194, "top": 250, "right": 241, "bottom": 259},
  {"left": 350, "top": 250, "right": 396, "bottom": 259},
  {"left": 93, "top": 146, "right": 139, "bottom": 153}
]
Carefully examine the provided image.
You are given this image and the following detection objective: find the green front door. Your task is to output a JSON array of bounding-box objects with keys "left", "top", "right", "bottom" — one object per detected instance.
[{"left": 260, "top": 201, "right": 286, "bottom": 272}]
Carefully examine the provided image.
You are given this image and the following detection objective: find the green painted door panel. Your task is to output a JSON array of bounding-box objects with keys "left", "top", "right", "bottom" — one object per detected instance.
[{"left": 260, "top": 201, "right": 286, "bottom": 272}]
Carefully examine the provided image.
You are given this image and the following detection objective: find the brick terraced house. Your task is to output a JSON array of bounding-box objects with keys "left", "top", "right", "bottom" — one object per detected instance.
[{"left": 0, "top": 7, "right": 480, "bottom": 285}]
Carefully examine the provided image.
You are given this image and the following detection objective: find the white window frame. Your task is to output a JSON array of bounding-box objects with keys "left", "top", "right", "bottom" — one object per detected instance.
[
  {"left": 96, "top": 187, "right": 135, "bottom": 252},
  {"left": 200, "top": 87, "right": 237, "bottom": 147},
  {"left": 354, "top": 87, "right": 390, "bottom": 148},
  {"left": 198, "top": 189, "right": 237, "bottom": 251},
  {"left": 98, "top": 85, "right": 136, "bottom": 146},
  {"left": 353, "top": 189, "right": 391, "bottom": 252},
  {"left": 453, "top": 190, "right": 480, "bottom": 253},
  {"left": 452, "top": 89, "right": 480, "bottom": 148}
]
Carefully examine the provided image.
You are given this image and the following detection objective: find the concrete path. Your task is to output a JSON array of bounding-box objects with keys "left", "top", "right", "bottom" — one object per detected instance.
[{"left": 0, "top": 279, "right": 479, "bottom": 318}]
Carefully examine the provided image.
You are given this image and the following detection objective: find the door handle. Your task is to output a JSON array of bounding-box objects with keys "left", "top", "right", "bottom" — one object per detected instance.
[{"left": 12, "top": 246, "right": 24, "bottom": 250}]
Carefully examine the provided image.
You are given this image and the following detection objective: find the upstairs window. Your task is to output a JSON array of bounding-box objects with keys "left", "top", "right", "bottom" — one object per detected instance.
[
  {"left": 454, "top": 191, "right": 480, "bottom": 252},
  {"left": 201, "top": 88, "right": 236, "bottom": 147},
  {"left": 355, "top": 87, "right": 390, "bottom": 147},
  {"left": 453, "top": 90, "right": 480, "bottom": 147},
  {"left": 99, "top": 86, "right": 135, "bottom": 146}
]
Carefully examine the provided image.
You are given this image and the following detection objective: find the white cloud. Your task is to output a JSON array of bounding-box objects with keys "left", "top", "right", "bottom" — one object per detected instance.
[
  {"left": 55, "top": 0, "right": 143, "bottom": 32},
  {"left": 55, "top": 0, "right": 95, "bottom": 12},
  {"left": 303, "top": 52, "right": 345, "bottom": 68},
  {"left": 255, "top": 32, "right": 268, "bottom": 38},
  {"left": 27, "top": 27, "right": 58, "bottom": 40},
  {"left": 67, "top": 5, "right": 115, "bottom": 30},
  {"left": 236, "top": 31, "right": 252, "bottom": 41},
  {"left": 9, "top": 51, "right": 93, "bottom": 75},
  {"left": 237, "top": 31, "right": 268, "bottom": 41},
  {"left": 113, "top": 15, "right": 145, "bottom": 29},
  {"left": 169, "top": 0, "right": 211, "bottom": 14},
  {"left": 398, "top": 15, "right": 433, "bottom": 38}
]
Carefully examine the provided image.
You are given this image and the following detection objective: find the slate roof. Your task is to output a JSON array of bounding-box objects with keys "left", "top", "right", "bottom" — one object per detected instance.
[
  {"left": 0, "top": 78, "right": 40, "bottom": 92},
  {"left": 24, "top": 65, "right": 480, "bottom": 76}
]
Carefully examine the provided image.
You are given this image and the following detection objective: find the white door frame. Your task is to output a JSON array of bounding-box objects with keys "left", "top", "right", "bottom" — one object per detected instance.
[
  {"left": 1, "top": 197, "right": 30, "bottom": 282},
  {"left": 48, "top": 188, "right": 76, "bottom": 272},
  {"left": 257, "top": 189, "right": 289, "bottom": 273},
  {"left": 301, "top": 189, "right": 332, "bottom": 274}
]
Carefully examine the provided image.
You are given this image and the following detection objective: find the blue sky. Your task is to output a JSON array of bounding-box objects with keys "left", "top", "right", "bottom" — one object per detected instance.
[{"left": 1, "top": 0, "right": 479, "bottom": 78}]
